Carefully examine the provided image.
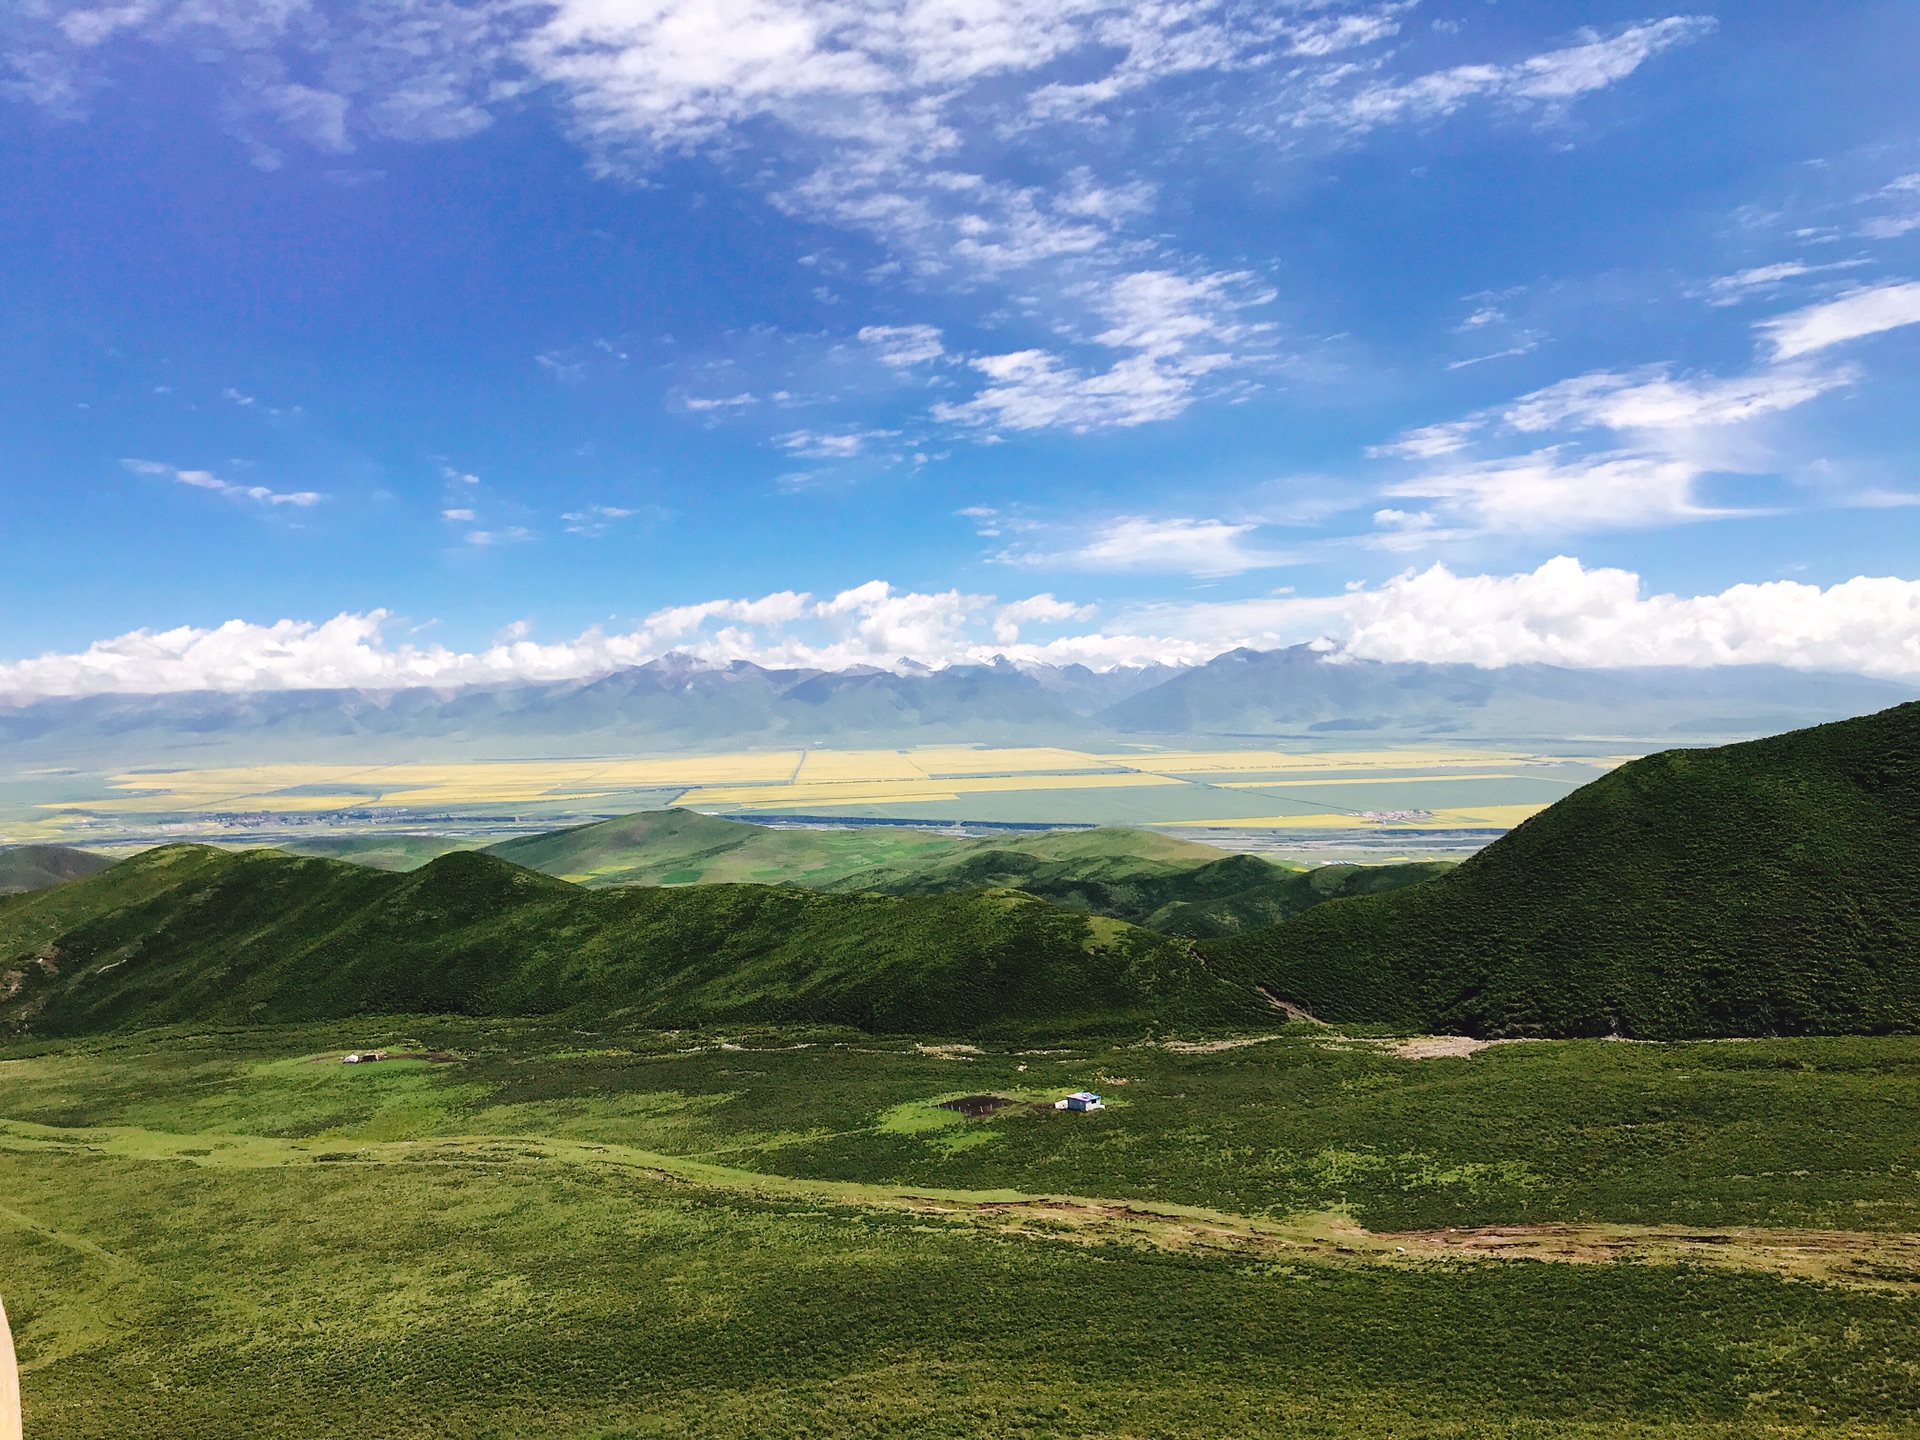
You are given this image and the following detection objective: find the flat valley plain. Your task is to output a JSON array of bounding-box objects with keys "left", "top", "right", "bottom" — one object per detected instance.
[
  {"left": 6, "top": 1020, "right": 1920, "bottom": 1438},
  {"left": 8, "top": 744, "right": 1629, "bottom": 862}
]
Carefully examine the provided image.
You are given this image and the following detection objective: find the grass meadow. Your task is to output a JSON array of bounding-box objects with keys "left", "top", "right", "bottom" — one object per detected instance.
[{"left": 4, "top": 1022, "right": 1920, "bottom": 1437}]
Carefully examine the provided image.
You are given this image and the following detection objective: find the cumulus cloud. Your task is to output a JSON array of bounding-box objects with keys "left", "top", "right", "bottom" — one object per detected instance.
[
  {"left": 1337, "top": 557, "right": 1920, "bottom": 676},
  {"left": 16, "top": 559, "right": 1920, "bottom": 699},
  {"left": 0, "top": 582, "right": 1135, "bottom": 697},
  {"left": 1759, "top": 281, "right": 1920, "bottom": 360},
  {"left": 124, "top": 458, "right": 322, "bottom": 508}
]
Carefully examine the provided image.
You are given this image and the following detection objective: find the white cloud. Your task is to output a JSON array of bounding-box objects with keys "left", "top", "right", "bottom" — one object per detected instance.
[
  {"left": 1700, "top": 258, "right": 1870, "bottom": 305},
  {"left": 18, "top": 557, "right": 1920, "bottom": 699},
  {"left": 561, "top": 504, "right": 639, "bottom": 536},
  {"left": 1367, "top": 356, "right": 1860, "bottom": 543},
  {"left": 1001, "top": 516, "right": 1292, "bottom": 575},
  {"left": 858, "top": 323, "right": 944, "bottom": 366},
  {"left": 1759, "top": 282, "right": 1920, "bottom": 360},
  {"left": 1312, "top": 17, "right": 1714, "bottom": 132},
  {"left": 1501, "top": 365, "right": 1852, "bottom": 434},
  {"left": 776, "top": 426, "right": 896, "bottom": 458},
  {"left": 124, "top": 458, "right": 322, "bottom": 508},
  {"left": 1337, "top": 557, "right": 1920, "bottom": 676},
  {"left": 934, "top": 267, "right": 1267, "bottom": 431},
  {"left": 1384, "top": 448, "right": 1722, "bottom": 536},
  {"left": 680, "top": 392, "right": 759, "bottom": 411}
]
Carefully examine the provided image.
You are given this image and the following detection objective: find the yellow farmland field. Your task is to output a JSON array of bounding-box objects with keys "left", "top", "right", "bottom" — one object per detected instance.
[
  {"left": 1104, "top": 749, "right": 1531, "bottom": 774},
  {"left": 1211, "top": 774, "right": 1527, "bottom": 789},
  {"left": 676, "top": 770, "right": 1188, "bottom": 810},
  {"left": 795, "top": 750, "right": 929, "bottom": 783},
  {"left": 908, "top": 746, "right": 1130, "bottom": 776},
  {"left": 21, "top": 743, "right": 1602, "bottom": 849}
]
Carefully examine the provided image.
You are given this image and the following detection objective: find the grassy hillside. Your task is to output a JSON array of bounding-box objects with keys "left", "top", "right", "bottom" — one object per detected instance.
[
  {"left": 275, "top": 833, "right": 480, "bottom": 869},
  {"left": 821, "top": 836, "right": 1451, "bottom": 937},
  {"left": 0, "top": 844, "right": 112, "bottom": 895},
  {"left": 0, "top": 845, "right": 1253, "bottom": 1039},
  {"left": 483, "top": 809, "right": 1445, "bottom": 937},
  {"left": 1205, "top": 700, "right": 1920, "bottom": 1039},
  {"left": 481, "top": 807, "right": 973, "bottom": 885}
]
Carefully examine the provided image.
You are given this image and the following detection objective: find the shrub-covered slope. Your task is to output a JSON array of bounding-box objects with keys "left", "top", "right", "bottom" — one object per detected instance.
[
  {"left": 822, "top": 840, "right": 1451, "bottom": 938},
  {"left": 1204, "top": 701, "right": 1920, "bottom": 1039},
  {"left": 0, "top": 843, "right": 112, "bottom": 895},
  {"left": 0, "top": 845, "right": 1255, "bottom": 1038}
]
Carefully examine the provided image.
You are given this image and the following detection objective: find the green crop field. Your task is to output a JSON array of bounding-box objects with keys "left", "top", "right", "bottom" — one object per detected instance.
[{"left": 5, "top": 1020, "right": 1920, "bottom": 1438}]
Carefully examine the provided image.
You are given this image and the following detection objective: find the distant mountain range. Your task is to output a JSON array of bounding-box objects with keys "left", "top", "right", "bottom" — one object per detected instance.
[{"left": 2, "top": 647, "right": 1913, "bottom": 762}]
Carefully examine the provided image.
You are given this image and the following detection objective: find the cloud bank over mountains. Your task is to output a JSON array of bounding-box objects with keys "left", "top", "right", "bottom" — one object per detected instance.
[{"left": 10, "top": 557, "right": 1920, "bottom": 701}]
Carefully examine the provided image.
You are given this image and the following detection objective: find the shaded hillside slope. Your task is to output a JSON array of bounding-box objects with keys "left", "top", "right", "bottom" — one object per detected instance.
[
  {"left": 1203, "top": 701, "right": 1920, "bottom": 1038},
  {"left": 0, "top": 844, "right": 112, "bottom": 895},
  {"left": 0, "top": 846, "right": 1255, "bottom": 1038},
  {"left": 818, "top": 833, "right": 1451, "bottom": 938}
]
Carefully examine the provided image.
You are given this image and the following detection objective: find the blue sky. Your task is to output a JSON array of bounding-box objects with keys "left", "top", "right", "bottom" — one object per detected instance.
[{"left": 3, "top": 1, "right": 1920, "bottom": 692}]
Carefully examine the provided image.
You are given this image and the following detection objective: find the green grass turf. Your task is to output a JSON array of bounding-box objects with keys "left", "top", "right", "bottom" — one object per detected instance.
[{"left": 5, "top": 1023, "right": 1920, "bottom": 1437}]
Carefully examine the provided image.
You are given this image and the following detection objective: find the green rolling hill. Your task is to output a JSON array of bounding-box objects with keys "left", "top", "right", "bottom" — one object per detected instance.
[
  {"left": 0, "top": 844, "right": 1256, "bottom": 1039},
  {"left": 477, "top": 809, "right": 1447, "bottom": 937},
  {"left": 1203, "top": 700, "right": 1920, "bottom": 1039},
  {"left": 480, "top": 807, "right": 974, "bottom": 887},
  {"left": 0, "top": 843, "right": 113, "bottom": 895}
]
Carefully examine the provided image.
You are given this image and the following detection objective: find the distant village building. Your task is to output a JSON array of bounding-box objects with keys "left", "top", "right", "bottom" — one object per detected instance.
[
  {"left": 342, "top": 1051, "right": 387, "bottom": 1064},
  {"left": 1055, "top": 1091, "right": 1104, "bottom": 1112}
]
